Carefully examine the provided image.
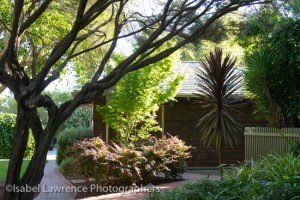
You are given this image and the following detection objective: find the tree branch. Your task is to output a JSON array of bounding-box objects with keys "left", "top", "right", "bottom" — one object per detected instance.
[{"left": 19, "top": 0, "right": 52, "bottom": 35}]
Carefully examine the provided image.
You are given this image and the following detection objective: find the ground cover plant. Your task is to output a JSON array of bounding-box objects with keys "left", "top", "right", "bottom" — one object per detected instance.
[{"left": 148, "top": 153, "right": 300, "bottom": 200}]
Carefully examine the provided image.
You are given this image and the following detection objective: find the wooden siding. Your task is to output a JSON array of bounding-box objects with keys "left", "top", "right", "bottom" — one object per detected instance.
[{"left": 164, "top": 97, "right": 266, "bottom": 167}]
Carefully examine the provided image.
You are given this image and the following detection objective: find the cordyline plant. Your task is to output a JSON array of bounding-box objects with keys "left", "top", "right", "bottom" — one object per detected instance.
[
  {"left": 0, "top": 0, "right": 270, "bottom": 199},
  {"left": 194, "top": 48, "right": 244, "bottom": 175}
]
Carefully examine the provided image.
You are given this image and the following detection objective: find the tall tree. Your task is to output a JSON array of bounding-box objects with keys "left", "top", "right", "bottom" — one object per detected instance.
[
  {"left": 195, "top": 48, "right": 244, "bottom": 175},
  {"left": 97, "top": 48, "right": 183, "bottom": 145},
  {"left": 0, "top": 0, "right": 270, "bottom": 199}
]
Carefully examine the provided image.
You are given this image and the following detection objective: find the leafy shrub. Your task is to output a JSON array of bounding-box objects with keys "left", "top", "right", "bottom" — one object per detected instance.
[
  {"left": 110, "top": 143, "right": 146, "bottom": 185},
  {"left": 149, "top": 179, "right": 221, "bottom": 200},
  {"left": 63, "top": 107, "right": 92, "bottom": 129},
  {"left": 290, "top": 140, "right": 300, "bottom": 157},
  {"left": 72, "top": 137, "right": 112, "bottom": 184},
  {"left": 57, "top": 127, "right": 93, "bottom": 148},
  {"left": 63, "top": 136, "right": 192, "bottom": 185},
  {"left": 0, "top": 113, "right": 35, "bottom": 159},
  {"left": 24, "top": 133, "right": 35, "bottom": 159},
  {"left": 149, "top": 153, "right": 300, "bottom": 200},
  {"left": 59, "top": 157, "right": 78, "bottom": 177},
  {"left": 56, "top": 127, "right": 92, "bottom": 165},
  {"left": 142, "top": 136, "right": 192, "bottom": 179}
]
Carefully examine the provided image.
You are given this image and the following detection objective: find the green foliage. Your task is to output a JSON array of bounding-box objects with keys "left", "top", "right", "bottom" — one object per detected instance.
[
  {"left": 149, "top": 153, "right": 300, "bottom": 200},
  {"left": 290, "top": 141, "right": 300, "bottom": 157},
  {"left": 0, "top": 91, "right": 73, "bottom": 127},
  {"left": 59, "top": 157, "right": 78, "bottom": 177},
  {"left": 149, "top": 179, "right": 220, "bottom": 200},
  {"left": 57, "top": 127, "right": 93, "bottom": 149},
  {"left": 239, "top": 3, "right": 300, "bottom": 126},
  {"left": 56, "top": 127, "right": 92, "bottom": 165},
  {"left": 62, "top": 136, "right": 191, "bottom": 185},
  {"left": 0, "top": 113, "right": 35, "bottom": 159},
  {"left": 97, "top": 49, "right": 183, "bottom": 144},
  {"left": 244, "top": 48, "right": 281, "bottom": 125},
  {"left": 181, "top": 13, "right": 245, "bottom": 66},
  {"left": 62, "top": 107, "right": 92, "bottom": 129}
]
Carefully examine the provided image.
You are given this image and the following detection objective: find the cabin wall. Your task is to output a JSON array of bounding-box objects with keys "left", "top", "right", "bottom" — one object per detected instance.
[{"left": 164, "top": 97, "right": 266, "bottom": 167}]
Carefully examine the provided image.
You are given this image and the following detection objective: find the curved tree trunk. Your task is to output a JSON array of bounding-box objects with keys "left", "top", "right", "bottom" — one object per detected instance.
[
  {"left": 4, "top": 107, "right": 60, "bottom": 200},
  {"left": 4, "top": 107, "right": 31, "bottom": 200}
]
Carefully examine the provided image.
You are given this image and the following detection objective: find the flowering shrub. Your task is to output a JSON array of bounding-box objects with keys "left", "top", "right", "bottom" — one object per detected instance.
[{"left": 63, "top": 135, "right": 192, "bottom": 185}]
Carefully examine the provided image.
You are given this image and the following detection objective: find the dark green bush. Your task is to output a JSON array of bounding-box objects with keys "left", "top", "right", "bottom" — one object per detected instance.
[
  {"left": 149, "top": 153, "right": 300, "bottom": 200},
  {"left": 290, "top": 140, "right": 300, "bottom": 157},
  {"left": 56, "top": 127, "right": 92, "bottom": 165},
  {"left": 63, "top": 136, "right": 192, "bottom": 185},
  {"left": 59, "top": 157, "right": 78, "bottom": 177},
  {"left": 57, "top": 127, "right": 93, "bottom": 148},
  {"left": 0, "top": 113, "right": 35, "bottom": 159},
  {"left": 149, "top": 179, "right": 221, "bottom": 200}
]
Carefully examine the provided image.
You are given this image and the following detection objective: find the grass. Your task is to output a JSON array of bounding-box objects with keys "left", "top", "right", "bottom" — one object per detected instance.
[{"left": 0, "top": 160, "right": 30, "bottom": 181}]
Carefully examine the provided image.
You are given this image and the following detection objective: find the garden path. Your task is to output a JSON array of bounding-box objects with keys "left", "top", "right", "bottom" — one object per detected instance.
[{"left": 34, "top": 148, "right": 76, "bottom": 200}]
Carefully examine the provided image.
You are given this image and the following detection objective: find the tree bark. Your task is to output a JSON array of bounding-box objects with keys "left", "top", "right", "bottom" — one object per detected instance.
[
  {"left": 218, "top": 149, "right": 223, "bottom": 178},
  {"left": 4, "top": 107, "right": 59, "bottom": 200},
  {"left": 4, "top": 107, "right": 30, "bottom": 200},
  {"left": 0, "top": 85, "right": 6, "bottom": 94}
]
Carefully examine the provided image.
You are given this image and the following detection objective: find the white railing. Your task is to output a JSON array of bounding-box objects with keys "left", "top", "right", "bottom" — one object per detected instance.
[{"left": 244, "top": 127, "right": 300, "bottom": 162}]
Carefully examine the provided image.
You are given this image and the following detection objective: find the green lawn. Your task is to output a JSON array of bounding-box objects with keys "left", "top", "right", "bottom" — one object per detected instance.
[{"left": 0, "top": 160, "right": 30, "bottom": 180}]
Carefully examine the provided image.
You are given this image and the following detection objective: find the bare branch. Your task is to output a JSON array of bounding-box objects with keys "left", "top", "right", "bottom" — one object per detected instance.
[
  {"left": 1, "top": 0, "right": 24, "bottom": 64},
  {"left": 91, "top": 1, "right": 127, "bottom": 82},
  {"left": 23, "top": 0, "right": 119, "bottom": 96}
]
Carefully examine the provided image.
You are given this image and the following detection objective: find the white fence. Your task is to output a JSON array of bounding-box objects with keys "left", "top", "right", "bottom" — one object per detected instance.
[{"left": 244, "top": 127, "right": 300, "bottom": 162}]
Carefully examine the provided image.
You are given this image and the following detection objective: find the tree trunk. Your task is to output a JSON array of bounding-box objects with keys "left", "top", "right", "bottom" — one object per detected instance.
[
  {"left": 4, "top": 108, "right": 59, "bottom": 200},
  {"left": 4, "top": 107, "right": 30, "bottom": 200},
  {"left": 218, "top": 149, "right": 223, "bottom": 178}
]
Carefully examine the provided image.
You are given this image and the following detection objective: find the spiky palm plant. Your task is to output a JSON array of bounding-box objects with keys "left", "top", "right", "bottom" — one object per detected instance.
[
  {"left": 244, "top": 48, "right": 283, "bottom": 128},
  {"left": 195, "top": 48, "right": 243, "bottom": 174}
]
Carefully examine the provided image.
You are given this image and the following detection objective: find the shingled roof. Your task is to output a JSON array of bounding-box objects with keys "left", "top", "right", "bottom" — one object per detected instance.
[
  {"left": 174, "top": 61, "right": 199, "bottom": 97},
  {"left": 174, "top": 61, "right": 244, "bottom": 97}
]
